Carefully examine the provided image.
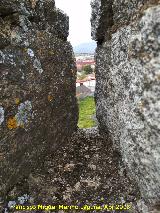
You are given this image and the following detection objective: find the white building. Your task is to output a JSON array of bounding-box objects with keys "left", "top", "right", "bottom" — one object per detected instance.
[
  {"left": 83, "top": 80, "right": 96, "bottom": 92},
  {"left": 76, "top": 74, "right": 96, "bottom": 92}
]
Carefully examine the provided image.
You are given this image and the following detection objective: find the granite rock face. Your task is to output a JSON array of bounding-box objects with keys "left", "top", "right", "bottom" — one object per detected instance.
[
  {"left": 1, "top": 0, "right": 160, "bottom": 212},
  {"left": 0, "top": 0, "right": 78, "bottom": 199},
  {"left": 2, "top": 128, "right": 141, "bottom": 213},
  {"left": 91, "top": 0, "right": 160, "bottom": 211}
]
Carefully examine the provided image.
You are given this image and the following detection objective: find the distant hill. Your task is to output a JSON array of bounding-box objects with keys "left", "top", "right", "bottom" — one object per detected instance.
[{"left": 73, "top": 42, "right": 96, "bottom": 54}]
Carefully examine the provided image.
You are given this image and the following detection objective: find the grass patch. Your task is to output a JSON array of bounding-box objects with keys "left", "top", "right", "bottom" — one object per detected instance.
[{"left": 78, "top": 96, "right": 96, "bottom": 128}]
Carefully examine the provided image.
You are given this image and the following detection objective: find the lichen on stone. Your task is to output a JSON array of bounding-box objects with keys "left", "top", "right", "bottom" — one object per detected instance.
[
  {"left": 7, "top": 117, "right": 18, "bottom": 130},
  {"left": 27, "top": 48, "right": 34, "bottom": 57},
  {"left": 17, "top": 194, "right": 30, "bottom": 205},
  {"left": 15, "top": 98, "right": 20, "bottom": 105},
  {"left": 33, "top": 58, "right": 43, "bottom": 74},
  {"left": 0, "top": 0, "right": 78, "bottom": 208},
  {"left": 48, "top": 95, "right": 54, "bottom": 102},
  {"left": 0, "top": 106, "right": 5, "bottom": 125},
  {"left": 4, "top": 194, "right": 30, "bottom": 213},
  {"left": 7, "top": 200, "right": 16, "bottom": 208},
  {"left": 15, "top": 100, "right": 32, "bottom": 128},
  {"left": 91, "top": 0, "right": 160, "bottom": 211},
  {"left": 0, "top": 51, "right": 5, "bottom": 64}
]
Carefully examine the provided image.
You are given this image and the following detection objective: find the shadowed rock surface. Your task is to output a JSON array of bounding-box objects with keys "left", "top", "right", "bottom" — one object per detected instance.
[
  {"left": 2, "top": 128, "right": 141, "bottom": 213},
  {"left": 0, "top": 0, "right": 78, "bottom": 201},
  {"left": 91, "top": 0, "right": 160, "bottom": 212}
]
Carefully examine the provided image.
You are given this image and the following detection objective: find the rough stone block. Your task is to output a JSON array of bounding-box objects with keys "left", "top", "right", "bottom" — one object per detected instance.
[
  {"left": 92, "top": 0, "right": 160, "bottom": 211},
  {"left": 0, "top": 0, "right": 78, "bottom": 199}
]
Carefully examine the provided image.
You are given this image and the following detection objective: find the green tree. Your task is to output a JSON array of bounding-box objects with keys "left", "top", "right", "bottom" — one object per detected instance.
[
  {"left": 83, "top": 65, "right": 93, "bottom": 75},
  {"left": 77, "top": 71, "right": 87, "bottom": 80}
]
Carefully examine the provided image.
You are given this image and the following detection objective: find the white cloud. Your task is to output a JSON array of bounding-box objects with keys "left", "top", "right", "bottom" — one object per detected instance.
[{"left": 55, "top": 0, "right": 93, "bottom": 46}]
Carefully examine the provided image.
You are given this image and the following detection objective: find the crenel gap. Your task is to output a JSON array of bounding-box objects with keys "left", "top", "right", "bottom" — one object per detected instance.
[{"left": 55, "top": 0, "right": 97, "bottom": 128}]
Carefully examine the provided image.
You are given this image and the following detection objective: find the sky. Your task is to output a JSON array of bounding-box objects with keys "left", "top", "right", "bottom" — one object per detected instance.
[{"left": 55, "top": 0, "right": 93, "bottom": 46}]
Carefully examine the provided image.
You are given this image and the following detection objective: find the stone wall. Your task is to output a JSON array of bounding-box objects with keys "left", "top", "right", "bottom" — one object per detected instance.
[
  {"left": 2, "top": 128, "right": 141, "bottom": 213},
  {"left": 1, "top": 0, "right": 160, "bottom": 212},
  {"left": 91, "top": 0, "right": 160, "bottom": 211},
  {"left": 0, "top": 0, "right": 78, "bottom": 199}
]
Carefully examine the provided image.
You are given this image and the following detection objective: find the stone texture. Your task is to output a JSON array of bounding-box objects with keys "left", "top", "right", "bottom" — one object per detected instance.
[
  {"left": 91, "top": 0, "right": 114, "bottom": 42},
  {"left": 91, "top": 0, "right": 160, "bottom": 211},
  {"left": 1, "top": 0, "right": 160, "bottom": 212},
  {"left": 0, "top": 0, "right": 78, "bottom": 200},
  {"left": 2, "top": 128, "right": 142, "bottom": 213}
]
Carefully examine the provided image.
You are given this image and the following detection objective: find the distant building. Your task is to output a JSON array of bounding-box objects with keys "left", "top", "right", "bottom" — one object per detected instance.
[
  {"left": 76, "top": 74, "right": 96, "bottom": 92},
  {"left": 76, "top": 60, "right": 95, "bottom": 71},
  {"left": 75, "top": 53, "right": 94, "bottom": 59}
]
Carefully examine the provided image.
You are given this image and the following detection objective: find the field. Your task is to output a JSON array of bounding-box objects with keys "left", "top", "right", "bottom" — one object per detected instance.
[{"left": 78, "top": 96, "right": 96, "bottom": 128}]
